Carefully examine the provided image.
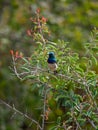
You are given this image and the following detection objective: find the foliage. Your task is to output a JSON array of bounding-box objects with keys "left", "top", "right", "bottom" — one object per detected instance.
[
  {"left": 1, "top": 1, "right": 98, "bottom": 130},
  {"left": 7, "top": 9, "right": 98, "bottom": 130}
]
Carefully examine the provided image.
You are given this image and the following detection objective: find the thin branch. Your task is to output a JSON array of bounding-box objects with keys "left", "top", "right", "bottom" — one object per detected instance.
[
  {"left": 74, "top": 118, "right": 82, "bottom": 130},
  {"left": 87, "top": 118, "right": 97, "bottom": 129},
  {"left": 42, "top": 84, "right": 48, "bottom": 130},
  {"left": 85, "top": 82, "right": 98, "bottom": 112},
  {"left": 0, "top": 99, "right": 42, "bottom": 130},
  {"left": 12, "top": 56, "right": 22, "bottom": 80},
  {"left": 10, "top": 58, "right": 48, "bottom": 80}
]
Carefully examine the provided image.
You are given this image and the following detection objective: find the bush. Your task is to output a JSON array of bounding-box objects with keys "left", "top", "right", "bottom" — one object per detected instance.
[{"left": 1, "top": 8, "right": 98, "bottom": 130}]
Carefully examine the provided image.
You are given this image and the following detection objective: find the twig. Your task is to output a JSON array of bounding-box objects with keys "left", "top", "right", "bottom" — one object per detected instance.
[
  {"left": 0, "top": 99, "right": 42, "bottom": 130},
  {"left": 42, "top": 84, "right": 48, "bottom": 130},
  {"left": 74, "top": 118, "right": 82, "bottom": 130},
  {"left": 87, "top": 118, "right": 97, "bottom": 129},
  {"left": 12, "top": 56, "right": 22, "bottom": 80},
  {"left": 10, "top": 58, "right": 48, "bottom": 80}
]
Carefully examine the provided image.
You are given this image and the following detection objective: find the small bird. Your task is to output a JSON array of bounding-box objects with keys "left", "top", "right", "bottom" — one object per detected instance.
[{"left": 47, "top": 52, "right": 58, "bottom": 74}]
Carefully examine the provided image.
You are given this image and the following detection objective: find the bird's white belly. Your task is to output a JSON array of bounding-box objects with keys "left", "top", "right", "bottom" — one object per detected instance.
[{"left": 48, "top": 63, "right": 58, "bottom": 71}]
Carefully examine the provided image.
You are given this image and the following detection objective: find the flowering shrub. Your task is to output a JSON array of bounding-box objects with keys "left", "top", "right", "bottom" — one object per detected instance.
[{"left": 9, "top": 9, "right": 98, "bottom": 130}]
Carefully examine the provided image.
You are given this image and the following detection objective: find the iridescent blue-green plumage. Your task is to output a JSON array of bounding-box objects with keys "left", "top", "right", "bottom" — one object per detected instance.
[
  {"left": 47, "top": 52, "right": 57, "bottom": 64},
  {"left": 47, "top": 52, "right": 58, "bottom": 73}
]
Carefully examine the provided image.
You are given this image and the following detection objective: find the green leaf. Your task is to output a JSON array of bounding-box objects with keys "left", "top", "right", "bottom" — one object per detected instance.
[
  {"left": 21, "top": 66, "right": 30, "bottom": 72},
  {"left": 77, "top": 118, "right": 86, "bottom": 125},
  {"left": 92, "top": 47, "right": 98, "bottom": 52},
  {"left": 38, "top": 85, "right": 44, "bottom": 95},
  {"left": 47, "top": 41, "right": 57, "bottom": 46},
  {"left": 23, "top": 75, "right": 36, "bottom": 80},
  {"left": 22, "top": 58, "right": 29, "bottom": 63},
  {"left": 49, "top": 126, "right": 57, "bottom": 130},
  {"left": 85, "top": 43, "right": 90, "bottom": 48},
  {"left": 36, "top": 41, "right": 43, "bottom": 45},
  {"left": 76, "top": 66, "right": 84, "bottom": 73},
  {"left": 57, "top": 116, "right": 61, "bottom": 125},
  {"left": 91, "top": 55, "right": 97, "bottom": 65},
  {"left": 31, "top": 83, "right": 39, "bottom": 91},
  {"left": 66, "top": 126, "right": 72, "bottom": 130},
  {"left": 47, "top": 45, "right": 56, "bottom": 50},
  {"left": 55, "top": 95, "right": 66, "bottom": 102}
]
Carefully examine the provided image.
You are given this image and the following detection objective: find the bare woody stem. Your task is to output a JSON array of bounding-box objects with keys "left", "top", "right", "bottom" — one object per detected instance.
[
  {"left": 42, "top": 84, "right": 48, "bottom": 130},
  {"left": 0, "top": 99, "right": 42, "bottom": 130},
  {"left": 12, "top": 56, "right": 22, "bottom": 80},
  {"left": 87, "top": 118, "right": 97, "bottom": 129}
]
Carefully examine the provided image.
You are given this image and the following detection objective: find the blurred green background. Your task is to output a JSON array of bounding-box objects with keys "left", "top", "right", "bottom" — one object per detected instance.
[{"left": 0, "top": 0, "right": 98, "bottom": 130}]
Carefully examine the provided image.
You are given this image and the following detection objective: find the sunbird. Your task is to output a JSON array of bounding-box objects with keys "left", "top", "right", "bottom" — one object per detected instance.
[{"left": 47, "top": 52, "right": 58, "bottom": 74}]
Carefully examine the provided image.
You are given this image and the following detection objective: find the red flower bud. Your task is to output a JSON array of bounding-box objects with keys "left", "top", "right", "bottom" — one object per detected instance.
[
  {"left": 27, "top": 30, "right": 32, "bottom": 36},
  {"left": 10, "top": 50, "right": 14, "bottom": 56},
  {"left": 15, "top": 51, "right": 19, "bottom": 58},
  {"left": 36, "top": 8, "right": 40, "bottom": 13},
  {"left": 41, "top": 16, "right": 47, "bottom": 23},
  {"left": 10, "top": 50, "right": 22, "bottom": 59}
]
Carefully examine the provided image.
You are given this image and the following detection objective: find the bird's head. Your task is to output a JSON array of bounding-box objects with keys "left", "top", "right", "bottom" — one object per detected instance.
[{"left": 48, "top": 52, "right": 55, "bottom": 58}]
